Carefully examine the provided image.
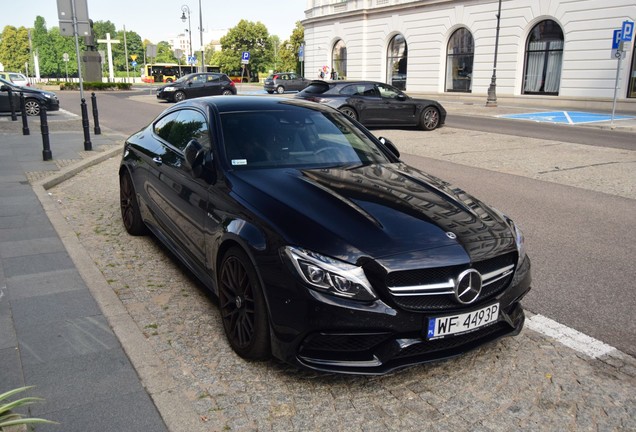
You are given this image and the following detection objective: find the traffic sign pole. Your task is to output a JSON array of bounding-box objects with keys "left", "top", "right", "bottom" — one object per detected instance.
[{"left": 611, "top": 20, "right": 634, "bottom": 129}]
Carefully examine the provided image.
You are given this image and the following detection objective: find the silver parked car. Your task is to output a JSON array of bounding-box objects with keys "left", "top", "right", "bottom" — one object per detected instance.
[{"left": 264, "top": 72, "right": 310, "bottom": 94}]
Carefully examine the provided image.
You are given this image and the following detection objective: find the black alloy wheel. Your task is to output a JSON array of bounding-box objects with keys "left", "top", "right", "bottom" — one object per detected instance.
[
  {"left": 119, "top": 171, "right": 148, "bottom": 236},
  {"left": 420, "top": 106, "right": 440, "bottom": 131},
  {"left": 339, "top": 106, "right": 358, "bottom": 121},
  {"left": 222, "top": 89, "right": 233, "bottom": 95},
  {"left": 24, "top": 99, "right": 41, "bottom": 116},
  {"left": 174, "top": 91, "right": 186, "bottom": 102},
  {"left": 219, "top": 247, "right": 270, "bottom": 360}
]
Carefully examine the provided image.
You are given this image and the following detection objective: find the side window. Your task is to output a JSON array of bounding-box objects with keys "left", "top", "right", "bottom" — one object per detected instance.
[
  {"left": 154, "top": 111, "right": 181, "bottom": 144},
  {"left": 154, "top": 109, "right": 209, "bottom": 151},
  {"left": 376, "top": 84, "right": 401, "bottom": 99},
  {"left": 190, "top": 74, "right": 204, "bottom": 85},
  {"left": 207, "top": 74, "right": 220, "bottom": 83}
]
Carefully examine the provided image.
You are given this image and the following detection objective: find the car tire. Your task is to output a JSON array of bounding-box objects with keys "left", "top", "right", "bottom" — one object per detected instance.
[
  {"left": 219, "top": 246, "right": 271, "bottom": 360},
  {"left": 24, "top": 99, "right": 40, "bottom": 116},
  {"left": 222, "top": 89, "right": 233, "bottom": 96},
  {"left": 165, "top": 78, "right": 173, "bottom": 83},
  {"left": 339, "top": 106, "right": 358, "bottom": 121},
  {"left": 174, "top": 91, "right": 186, "bottom": 102},
  {"left": 266, "top": 90, "right": 274, "bottom": 94},
  {"left": 119, "top": 171, "right": 148, "bottom": 236},
  {"left": 276, "top": 86, "right": 285, "bottom": 94},
  {"left": 420, "top": 106, "right": 440, "bottom": 131}
]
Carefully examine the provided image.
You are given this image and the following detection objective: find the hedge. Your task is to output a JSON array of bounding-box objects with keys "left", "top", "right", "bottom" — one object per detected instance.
[{"left": 59, "top": 82, "right": 132, "bottom": 91}]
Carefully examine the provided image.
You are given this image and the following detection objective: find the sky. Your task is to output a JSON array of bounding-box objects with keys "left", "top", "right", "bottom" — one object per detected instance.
[{"left": 2, "top": 0, "right": 306, "bottom": 44}]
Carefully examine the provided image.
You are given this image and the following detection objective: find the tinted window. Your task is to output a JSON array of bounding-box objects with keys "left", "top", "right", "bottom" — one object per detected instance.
[
  {"left": 301, "top": 83, "right": 329, "bottom": 94},
  {"left": 376, "top": 84, "right": 402, "bottom": 99},
  {"left": 340, "top": 84, "right": 376, "bottom": 97},
  {"left": 154, "top": 109, "right": 209, "bottom": 151}
]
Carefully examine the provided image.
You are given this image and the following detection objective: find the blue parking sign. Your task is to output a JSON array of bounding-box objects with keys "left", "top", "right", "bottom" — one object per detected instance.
[
  {"left": 242, "top": 51, "right": 250, "bottom": 61},
  {"left": 621, "top": 20, "right": 634, "bottom": 42}
]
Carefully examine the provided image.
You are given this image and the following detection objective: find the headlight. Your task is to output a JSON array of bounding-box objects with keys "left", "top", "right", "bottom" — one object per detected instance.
[
  {"left": 491, "top": 208, "right": 526, "bottom": 266},
  {"left": 43, "top": 93, "right": 52, "bottom": 99},
  {"left": 163, "top": 86, "right": 176, "bottom": 92},
  {"left": 507, "top": 219, "right": 526, "bottom": 266},
  {"left": 284, "top": 246, "right": 377, "bottom": 302}
]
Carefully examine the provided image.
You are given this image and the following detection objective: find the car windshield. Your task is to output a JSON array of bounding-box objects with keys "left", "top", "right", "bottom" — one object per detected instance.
[{"left": 221, "top": 105, "right": 393, "bottom": 170}]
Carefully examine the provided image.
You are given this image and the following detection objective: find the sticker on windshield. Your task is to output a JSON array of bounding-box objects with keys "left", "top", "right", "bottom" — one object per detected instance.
[{"left": 232, "top": 159, "right": 248, "bottom": 166}]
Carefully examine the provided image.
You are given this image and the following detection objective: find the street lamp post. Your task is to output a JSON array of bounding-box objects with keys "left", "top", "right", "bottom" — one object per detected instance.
[
  {"left": 198, "top": 0, "right": 205, "bottom": 72},
  {"left": 486, "top": 0, "right": 502, "bottom": 107},
  {"left": 181, "top": 5, "right": 192, "bottom": 66}
]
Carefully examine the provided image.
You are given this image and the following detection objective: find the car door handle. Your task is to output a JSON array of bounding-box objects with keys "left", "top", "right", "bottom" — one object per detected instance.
[{"left": 152, "top": 157, "right": 163, "bottom": 166}]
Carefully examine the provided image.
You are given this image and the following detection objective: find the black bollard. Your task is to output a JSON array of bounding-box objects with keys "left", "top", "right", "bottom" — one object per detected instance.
[
  {"left": 80, "top": 98, "right": 93, "bottom": 151},
  {"left": 91, "top": 92, "right": 101, "bottom": 135},
  {"left": 20, "top": 92, "right": 30, "bottom": 135},
  {"left": 8, "top": 87, "right": 17, "bottom": 121},
  {"left": 39, "top": 101, "right": 52, "bottom": 161}
]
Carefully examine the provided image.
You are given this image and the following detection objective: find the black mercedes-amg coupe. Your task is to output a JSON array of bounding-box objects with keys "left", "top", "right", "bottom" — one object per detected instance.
[{"left": 119, "top": 96, "right": 531, "bottom": 374}]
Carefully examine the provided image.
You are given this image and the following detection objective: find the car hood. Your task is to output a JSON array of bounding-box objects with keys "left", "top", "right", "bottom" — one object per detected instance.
[
  {"left": 18, "top": 87, "right": 56, "bottom": 98},
  {"left": 229, "top": 163, "right": 516, "bottom": 266}
]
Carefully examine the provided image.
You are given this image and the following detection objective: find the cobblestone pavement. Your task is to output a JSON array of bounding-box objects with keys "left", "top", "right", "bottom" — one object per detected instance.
[{"left": 44, "top": 124, "right": 636, "bottom": 431}]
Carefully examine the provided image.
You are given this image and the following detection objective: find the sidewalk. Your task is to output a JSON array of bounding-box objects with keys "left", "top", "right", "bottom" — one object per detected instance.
[{"left": 0, "top": 113, "right": 169, "bottom": 431}]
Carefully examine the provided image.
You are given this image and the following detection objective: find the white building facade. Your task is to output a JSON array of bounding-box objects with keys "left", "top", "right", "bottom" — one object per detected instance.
[{"left": 302, "top": 0, "right": 636, "bottom": 105}]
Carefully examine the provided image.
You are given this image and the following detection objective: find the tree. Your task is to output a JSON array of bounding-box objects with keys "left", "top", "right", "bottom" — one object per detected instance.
[
  {"left": 0, "top": 26, "right": 30, "bottom": 73},
  {"left": 155, "top": 41, "right": 177, "bottom": 63},
  {"left": 219, "top": 20, "right": 272, "bottom": 80},
  {"left": 279, "top": 21, "right": 305, "bottom": 75}
]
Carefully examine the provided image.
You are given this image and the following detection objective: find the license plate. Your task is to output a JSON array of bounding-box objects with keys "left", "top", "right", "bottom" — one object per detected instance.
[{"left": 426, "top": 303, "right": 499, "bottom": 340}]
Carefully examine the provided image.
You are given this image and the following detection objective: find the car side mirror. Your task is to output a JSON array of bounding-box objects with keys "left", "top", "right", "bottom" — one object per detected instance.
[
  {"left": 0, "top": 85, "right": 8, "bottom": 91},
  {"left": 396, "top": 94, "right": 407, "bottom": 101},
  {"left": 378, "top": 136, "right": 400, "bottom": 159},
  {"left": 184, "top": 139, "right": 215, "bottom": 181}
]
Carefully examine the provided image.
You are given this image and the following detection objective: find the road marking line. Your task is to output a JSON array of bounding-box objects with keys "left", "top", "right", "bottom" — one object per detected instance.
[
  {"left": 563, "top": 111, "right": 574, "bottom": 124},
  {"left": 526, "top": 314, "right": 615, "bottom": 358}
]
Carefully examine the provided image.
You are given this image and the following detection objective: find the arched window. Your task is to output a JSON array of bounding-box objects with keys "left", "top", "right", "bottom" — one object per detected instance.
[
  {"left": 445, "top": 28, "right": 474, "bottom": 92},
  {"left": 331, "top": 40, "right": 347, "bottom": 80},
  {"left": 523, "top": 19, "right": 564, "bottom": 95},
  {"left": 387, "top": 34, "right": 407, "bottom": 90}
]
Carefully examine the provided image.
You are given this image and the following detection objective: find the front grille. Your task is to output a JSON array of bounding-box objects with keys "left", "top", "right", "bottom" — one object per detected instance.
[{"left": 386, "top": 252, "right": 517, "bottom": 312}]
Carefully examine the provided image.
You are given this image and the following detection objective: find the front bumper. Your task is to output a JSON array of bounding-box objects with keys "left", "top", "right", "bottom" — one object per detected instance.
[
  {"left": 156, "top": 90, "right": 174, "bottom": 101},
  {"left": 266, "top": 256, "right": 532, "bottom": 375}
]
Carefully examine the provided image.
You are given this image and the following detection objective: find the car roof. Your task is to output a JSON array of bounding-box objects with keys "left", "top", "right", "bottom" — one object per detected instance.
[{"left": 177, "top": 95, "right": 334, "bottom": 114}]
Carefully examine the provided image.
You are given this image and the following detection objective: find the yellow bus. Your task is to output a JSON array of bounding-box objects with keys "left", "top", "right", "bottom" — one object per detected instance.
[{"left": 141, "top": 63, "right": 220, "bottom": 83}]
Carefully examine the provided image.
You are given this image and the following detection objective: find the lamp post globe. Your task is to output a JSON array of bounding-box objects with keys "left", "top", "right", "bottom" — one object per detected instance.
[{"left": 180, "top": 5, "right": 192, "bottom": 65}]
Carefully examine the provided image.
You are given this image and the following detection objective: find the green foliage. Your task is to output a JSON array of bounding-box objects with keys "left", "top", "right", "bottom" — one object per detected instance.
[
  {"left": 0, "top": 26, "right": 31, "bottom": 73},
  {"left": 219, "top": 20, "right": 272, "bottom": 80},
  {"left": 31, "top": 17, "right": 81, "bottom": 78},
  {"left": 0, "top": 386, "right": 56, "bottom": 429},
  {"left": 154, "top": 41, "right": 178, "bottom": 63},
  {"left": 278, "top": 21, "right": 305, "bottom": 75},
  {"left": 60, "top": 82, "right": 132, "bottom": 90}
]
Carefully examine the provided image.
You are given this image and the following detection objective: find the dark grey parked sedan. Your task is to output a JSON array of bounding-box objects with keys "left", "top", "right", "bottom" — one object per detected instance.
[
  {"left": 296, "top": 80, "right": 446, "bottom": 130},
  {"left": 264, "top": 72, "right": 310, "bottom": 94},
  {"left": 0, "top": 77, "right": 60, "bottom": 116},
  {"left": 156, "top": 72, "right": 236, "bottom": 102}
]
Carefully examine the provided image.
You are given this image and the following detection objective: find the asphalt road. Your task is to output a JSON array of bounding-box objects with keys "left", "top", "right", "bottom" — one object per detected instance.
[
  {"left": 445, "top": 114, "right": 636, "bottom": 150},
  {"left": 54, "top": 89, "right": 636, "bottom": 356}
]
